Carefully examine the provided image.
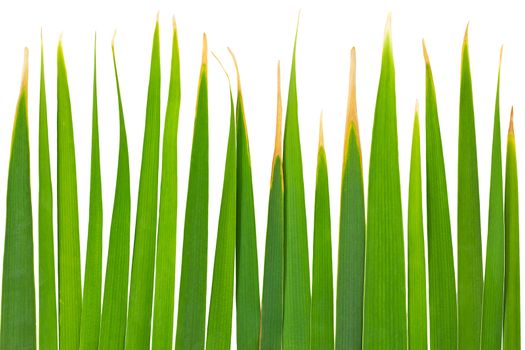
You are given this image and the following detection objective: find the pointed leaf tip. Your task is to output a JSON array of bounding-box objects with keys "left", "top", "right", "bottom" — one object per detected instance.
[
  {"left": 274, "top": 61, "right": 282, "bottom": 160},
  {"left": 499, "top": 45, "right": 503, "bottom": 69},
  {"left": 228, "top": 48, "right": 242, "bottom": 93},
  {"left": 172, "top": 16, "right": 177, "bottom": 29},
  {"left": 202, "top": 33, "right": 208, "bottom": 66},
  {"left": 422, "top": 39, "right": 430, "bottom": 65},
  {"left": 319, "top": 113, "right": 324, "bottom": 148},
  {"left": 464, "top": 22, "right": 469, "bottom": 45},
  {"left": 385, "top": 12, "right": 392, "bottom": 38},
  {"left": 22, "top": 47, "right": 29, "bottom": 91},
  {"left": 509, "top": 107, "right": 514, "bottom": 135}
]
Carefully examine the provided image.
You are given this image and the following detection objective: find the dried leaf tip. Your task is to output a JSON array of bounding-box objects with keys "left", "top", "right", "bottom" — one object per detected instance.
[
  {"left": 499, "top": 45, "right": 504, "bottom": 69},
  {"left": 273, "top": 61, "right": 283, "bottom": 160},
  {"left": 509, "top": 106, "right": 514, "bottom": 135},
  {"left": 422, "top": 39, "right": 430, "bottom": 65},
  {"left": 111, "top": 30, "right": 117, "bottom": 49},
  {"left": 384, "top": 12, "right": 392, "bottom": 38},
  {"left": 156, "top": 10, "right": 160, "bottom": 23},
  {"left": 319, "top": 113, "right": 325, "bottom": 149},
  {"left": 228, "top": 48, "right": 242, "bottom": 93},
  {"left": 344, "top": 46, "right": 360, "bottom": 156},
  {"left": 211, "top": 52, "right": 232, "bottom": 89},
  {"left": 172, "top": 16, "right": 177, "bottom": 30},
  {"left": 202, "top": 33, "right": 208, "bottom": 66},
  {"left": 463, "top": 22, "right": 469, "bottom": 45},
  {"left": 21, "top": 47, "right": 29, "bottom": 93},
  {"left": 415, "top": 99, "right": 419, "bottom": 115}
]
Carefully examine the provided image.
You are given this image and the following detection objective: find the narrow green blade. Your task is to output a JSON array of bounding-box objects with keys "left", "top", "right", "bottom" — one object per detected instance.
[
  {"left": 125, "top": 18, "right": 162, "bottom": 349},
  {"left": 480, "top": 49, "right": 504, "bottom": 350},
  {"left": 175, "top": 35, "right": 209, "bottom": 350},
  {"left": 57, "top": 38, "right": 82, "bottom": 350},
  {"left": 458, "top": 27, "right": 483, "bottom": 350},
  {"left": 206, "top": 60, "right": 236, "bottom": 350},
  {"left": 98, "top": 37, "right": 131, "bottom": 350},
  {"left": 261, "top": 64, "right": 284, "bottom": 350},
  {"left": 1, "top": 49, "right": 36, "bottom": 349},
  {"left": 231, "top": 50, "right": 261, "bottom": 350},
  {"left": 283, "top": 22, "right": 311, "bottom": 349},
  {"left": 503, "top": 112, "right": 520, "bottom": 349},
  {"left": 38, "top": 37, "right": 59, "bottom": 350},
  {"left": 311, "top": 118, "right": 334, "bottom": 349},
  {"left": 423, "top": 41, "right": 458, "bottom": 349},
  {"left": 152, "top": 18, "right": 181, "bottom": 350},
  {"left": 336, "top": 47, "right": 365, "bottom": 350},
  {"left": 79, "top": 35, "right": 103, "bottom": 350},
  {"left": 408, "top": 105, "right": 427, "bottom": 349},
  {"left": 362, "top": 16, "right": 407, "bottom": 348}
]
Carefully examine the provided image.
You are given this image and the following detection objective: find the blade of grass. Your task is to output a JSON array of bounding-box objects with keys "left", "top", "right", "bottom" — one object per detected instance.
[
  {"left": 98, "top": 35, "right": 131, "bottom": 350},
  {"left": 57, "top": 37, "right": 82, "bottom": 350},
  {"left": 458, "top": 26, "right": 483, "bottom": 350},
  {"left": 230, "top": 49, "right": 261, "bottom": 350},
  {"left": 205, "top": 56, "right": 236, "bottom": 350},
  {"left": 261, "top": 63, "right": 284, "bottom": 350},
  {"left": 423, "top": 40, "right": 458, "bottom": 349},
  {"left": 283, "top": 19, "right": 311, "bottom": 349},
  {"left": 0, "top": 48, "right": 36, "bottom": 349},
  {"left": 362, "top": 15, "right": 407, "bottom": 348},
  {"left": 480, "top": 48, "right": 504, "bottom": 350},
  {"left": 503, "top": 110, "right": 520, "bottom": 349},
  {"left": 408, "top": 104, "right": 427, "bottom": 349},
  {"left": 336, "top": 47, "right": 365, "bottom": 350},
  {"left": 175, "top": 34, "right": 209, "bottom": 350},
  {"left": 151, "top": 17, "right": 181, "bottom": 350},
  {"left": 38, "top": 36, "right": 59, "bottom": 350},
  {"left": 125, "top": 18, "right": 162, "bottom": 349},
  {"left": 79, "top": 35, "right": 103, "bottom": 350},
  {"left": 311, "top": 117, "right": 334, "bottom": 349}
]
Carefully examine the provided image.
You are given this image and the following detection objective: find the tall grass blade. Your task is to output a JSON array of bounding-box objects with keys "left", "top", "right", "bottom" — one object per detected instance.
[
  {"left": 423, "top": 41, "right": 458, "bottom": 349},
  {"left": 230, "top": 50, "right": 261, "bottom": 350},
  {"left": 38, "top": 37, "right": 59, "bottom": 350},
  {"left": 98, "top": 36, "right": 131, "bottom": 350},
  {"left": 480, "top": 48, "right": 504, "bottom": 350},
  {"left": 57, "top": 38, "right": 82, "bottom": 350},
  {"left": 283, "top": 20, "right": 311, "bottom": 349},
  {"left": 151, "top": 18, "right": 181, "bottom": 350},
  {"left": 206, "top": 56, "right": 236, "bottom": 350},
  {"left": 362, "top": 15, "right": 407, "bottom": 348},
  {"left": 311, "top": 117, "right": 334, "bottom": 349},
  {"left": 79, "top": 35, "right": 103, "bottom": 350},
  {"left": 336, "top": 47, "right": 365, "bottom": 350},
  {"left": 125, "top": 18, "right": 162, "bottom": 349},
  {"left": 407, "top": 104, "right": 427, "bottom": 349},
  {"left": 261, "top": 63, "right": 284, "bottom": 350},
  {"left": 175, "top": 34, "right": 209, "bottom": 350},
  {"left": 0, "top": 48, "right": 36, "bottom": 349},
  {"left": 503, "top": 110, "right": 520, "bottom": 349},
  {"left": 457, "top": 27, "right": 483, "bottom": 350}
]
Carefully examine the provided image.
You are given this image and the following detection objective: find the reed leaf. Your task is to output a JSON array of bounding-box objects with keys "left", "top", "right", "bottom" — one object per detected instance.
[
  {"left": 283, "top": 21, "right": 311, "bottom": 349},
  {"left": 336, "top": 47, "right": 365, "bottom": 350},
  {"left": 408, "top": 104, "right": 427, "bottom": 349},
  {"left": 231, "top": 50, "right": 261, "bottom": 350},
  {"left": 57, "top": 38, "right": 82, "bottom": 350},
  {"left": 0, "top": 49, "right": 36, "bottom": 350},
  {"left": 362, "top": 16, "right": 407, "bottom": 348},
  {"left": 311, "top": 118, "right": 334, "bottom": 349},
  {"left": 38, "top": 37, "right": 59, "bottom": 350},
  {"left": 151, "top": 18, "right": 181, "bottom": 350},
  {"left": 206, "top": 57, "right": 236, "bottom": 350},
  {"left": 175, "top": 34, "right": 209, "bottom": 350},
  {"left": 503, "top": 110, "right": 520, "bottom": 349},
  {"left": 98, "top": 36, "right": 131, "bottom": 350},
  {"left": 79, "top": 35, "right": 103, "bottom": 350},
  {"left": 261, "top": 63, "right": 284, "bottom": 350},
  {"left": 125, "top": 18, "right": 162, "bottom": 349},
  {"left": 480, "top": 48, "right": 504, "bottom": 350}
]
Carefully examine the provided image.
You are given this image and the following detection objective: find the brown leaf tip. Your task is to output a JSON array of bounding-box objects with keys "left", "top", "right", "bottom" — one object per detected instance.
[{"left": 509, "top": 106, "right": 514, "bottom": 135}]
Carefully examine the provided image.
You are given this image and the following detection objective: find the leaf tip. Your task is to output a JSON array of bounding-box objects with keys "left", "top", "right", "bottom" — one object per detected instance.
[
  {"left": 422, "top": 39, "right": 430, "bottom": 65},
  {"left": 22, "top": 47, "right": 29, "bottom": 90},
  {"left": 228, "top": 47, "right": 242, "bottom": 93},
  {"left": 344, "top": 46, "right": 359, "bottom": 155},
  {"left": 319, "top": 112, "right": 324, "bottom": 149},
  {"left": 509, "top": 106, "right": 514, "bottom": 136},
  {"left": 463, "top": 22, "right": 469, "bottom": 47},
  {"left": 384, "top": 12, "right": 392, "bottom": 39},
  {"left": 172, "top": 15, "right": 177, "bottom": 30},
  {"left": 274, "top": 61, "right": 283, "bottom": 160},
  {"left": 211, "top": 51, "right": 232, "bottom": 89},
  {"left": 499, "top": 45, "right": 504, "bottom": 69},
  {"left": 202, "top": 33, "right": 208, "bottom": 66}
]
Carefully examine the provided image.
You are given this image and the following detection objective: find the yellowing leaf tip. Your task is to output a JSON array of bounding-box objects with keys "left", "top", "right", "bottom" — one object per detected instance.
[
  {"left": 422, "top": 39, "right": 430, "bottom": 65},
  {"left": 319, "top": 112, "right": 324, "bottom": 148},
  {"left": 384, "top": 12, "right": 392, "bottom": 38},
  {"left": 499, "top": 45, "right": 503, "bottom": 68},
  {"left": 112, "top": 30, "right": 117, "bottom": 49},
  {"left": 274, "top": 61, "right": 282, "bottom": 160},
  {"left": 202, "top": 33, "right": 208, "bottom": 66},
  {"left": 509, "top": 106, "right": 514, "bottom": 135},
  {"left": 172, "top": 16, "right": 177, "bottom": 30},
  {"left": 22, "top": 47, "right": 29, "bottom": 91},
  {"left": 463, "top": 22, "right": 469, "bottom": 45},
  {"left": 211, "top": 51, "right": 232, "bottom": 88},
  {"left": 228, "top": 47, "right": 242, "bottom": 93}
]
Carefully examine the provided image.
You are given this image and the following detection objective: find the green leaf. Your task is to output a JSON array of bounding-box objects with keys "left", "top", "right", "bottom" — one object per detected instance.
[
  {"left": 480, "top": 49, "right": 504, "bottom": 350},
  {"left": 503, "top": 112, "right": 520, "bottom": 349},
  {"left": 408, "top": 105, "right": 427, "bottom": 349},
  {"left": 336, "top": 47, "right": 365, "bottom": 350},
  {"left": 362, "top": 16, "right": 407, "bottom": 348},
  {"left": 261, "top": 64, "right": 284, "bottom": 350},
  {"left": 175, "top": 35, "right": 209, "bottom": 350},
  {"left": 423, "top": 41, "right": 458, "bottom": 349},
  {"left": 152, "top": 18, "right": 181, "bottom": 350},
  {"left": 457, "top": 27, "right": 483, "bottom": 350},
  {"left": 98, "top": 37, "right": 131, "bottom": 350},
  {"left": 1, "top": 49, "right": 36, "bottom": 350},
  {"left": 38, "top": 37, "right": 59, "bottom": 350},
  {"left": 125, "top": 18, "right": 162, "bottom": 349},
  {"left": 57, "top": 38, "right": 82, "bottom": 350},
  {"left": 283, "top": 22, "right": 311, "bottom": 349},
  {"left": 231, "top": 50, "right": 261, "bottom": 350},
  {"left": 311, "top": 119, "right": 334, "bottom": 349},
  {"left": 206, "top": 59, "right": 236, "bottom": 350},
  {"left": 79, "top": 35, "right": 103, "bottom": 350}
]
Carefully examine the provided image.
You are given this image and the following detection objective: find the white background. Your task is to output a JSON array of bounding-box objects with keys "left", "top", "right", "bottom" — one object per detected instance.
[{"left": 0, "top": 0, "right": 524, "bottom": 347}]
